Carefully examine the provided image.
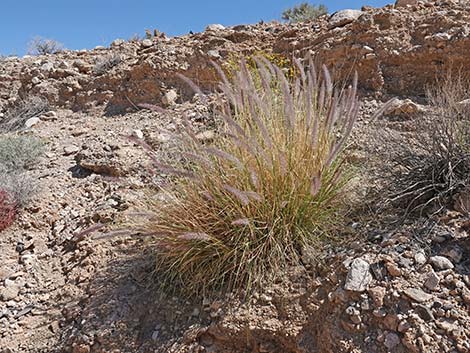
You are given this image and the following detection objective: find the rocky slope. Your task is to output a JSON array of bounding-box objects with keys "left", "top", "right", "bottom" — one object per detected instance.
[
  {"left": 0, "top": 1, "right": 469, "bottom": 353},
  {"left": 1, "top": 0, "right": 470, "bottom": 114}
]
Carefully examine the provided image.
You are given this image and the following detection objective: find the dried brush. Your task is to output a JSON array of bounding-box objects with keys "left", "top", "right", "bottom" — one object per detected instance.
[{"left": 381, "top": 72, "right": 470, "bottom": 216}]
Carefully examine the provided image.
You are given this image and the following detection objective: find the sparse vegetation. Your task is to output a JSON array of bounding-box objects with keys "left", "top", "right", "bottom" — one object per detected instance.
[
  {"left": 128, "top": 33, "right": 142, "bottom": 42},
  {"left": 0, "top": 96, "right": 49, "bottom": 132},
  {"left": 93, "top": 54, "right": 122, "bottom": 75},
  {"left": 282, "top": 2, "right": 328, "bottom": 23},
  {"left": 138, "top": 58, "right": 360, "bottom": 294},
  {"left": 28, "top": 36, "right": 64, "bottom": 55},
  {"left": 380, "top": 73, "right": 470, "bottom": 215},
  {"left": 0, "top": 135, "right": 43, "bottom": 220},
  {"left": 0, "top": 169, "right": 37, "bottom": 209},
  {"left": 0, "top": 135, "right": 44, "bottom": 171}
]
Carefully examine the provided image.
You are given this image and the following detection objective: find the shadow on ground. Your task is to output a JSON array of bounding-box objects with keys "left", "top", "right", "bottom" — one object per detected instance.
[{"left": 55, "top": 238, "right": 205, "bottom": 353}]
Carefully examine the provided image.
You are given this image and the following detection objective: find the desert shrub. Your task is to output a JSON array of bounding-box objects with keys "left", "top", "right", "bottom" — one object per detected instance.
[
  {"left": 138, "top": 58, "right": 360, "bottom": 294},
  {"left": 379, "top": 73, "right": 470, "bottom": 215},
  {"left": 282, "top": 2, "right": 328, "bottom": 23},
  {"left": 0, "top": 170, "right": 38, "bottom": 208},
  {"left": 0, "top": 135, "right": 43, "bottom": 208},
  {"left": 128, "top": 33, "right": 142, "bottom": 42},
  {"left": 0, "top": 135, "right": 44, "bottom": 171},
  {"left": 0, "top": 96, "right": 49, "bottom": 132},
  {"left": 28, "top": 36, "right": 64, "bottom": 55},
  {"left": 0, "top": 188, "right": 16, "bottom": 232},
  {"left": 93, "top": 54, "right": 122, "bottom": 75}
]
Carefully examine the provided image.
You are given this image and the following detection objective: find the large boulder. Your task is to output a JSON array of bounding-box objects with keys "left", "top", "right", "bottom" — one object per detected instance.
[
  {"left": 329, "top": 9, "right": 363, "bottom": 28},
  {"left": 395, "top": 0, "right": 418, "bottom": 7}
]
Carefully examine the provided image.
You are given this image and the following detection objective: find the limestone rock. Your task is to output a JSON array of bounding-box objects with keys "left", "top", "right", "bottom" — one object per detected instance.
[
  {"left": 63, "top": 144, "right": 80, "bottom": 156},
  {"left": 424, "top": 271, "right": 440, "bottom": 291},
  {"left": 25, "top": 117, "right": 41, "bottom": 128},
  {"left": 329, "top": 10, "right": 363, "bottom": 28},
  {"left": 162, "top": 89, "right": 178, "bottom": 106},
  {"left": 111, "top": 39, "right": 125, "bottom": 47},
  {"left": 196, "top": 130, "right": 215, "bottom": 142},
  {"left": 395, "top": 0, "right": 418, "bottom": 7},
  {"left": 132, "top": 129, "right": 144, "bottom": 139},
  {"left": 206, "top": 24, "right": 225, "bottom": 31},
  {"left": 207, "top": 50, "right": 221, "bottom": 59},
  {"left": 429, "top": 256, "right": 454, "bottom": 271},
  {"left": 414, "top": 252, "right": 427, "bottom": 266},
  {"left": 404, "top": 288, "right": 433, "bottom": 303},
  {"left": 0, "top": 286, "right": 20, "bottom": 301},
  {"left": 75, "top": 147, "right": 126, "bottom": 177},
  {"left": 384, "top": 98, "right": 423, "bottom": 117},
  {"left": 141, "top": 39, "right": 153, "bottom": 48},
  {"left": 344, "top": 258, "right": 372, "bottom": 292}
]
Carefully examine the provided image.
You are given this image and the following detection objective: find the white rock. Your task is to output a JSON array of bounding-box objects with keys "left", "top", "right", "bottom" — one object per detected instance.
[
  {"left": 0, "top": 286, "right": 19, "bottom": 301},
  {"left": 207, "top": 50, "right": 221, "bottom": 59},
  {"left": 41, "top": 62, "right": 54, "bottom": 71},
  {"left": 430, "top": 32, "right": 452, "bottom": 41},
  {"left": 20, "top": 254, "right": 37, "bottom": 266},
  {"left": 156, "top": 132, "right": 172, "bottom": 143},
  {"left": 196, "top": 130, "right": 215, "bottom": 142},
  {"left": 132, "top": 129, "right": 144, "bottom": 139},
  {"left": 63, "top": 145, "right": 80, "bottom": 156},
  {"left": 111, "top": 38, "right": 125, "bottom": 47},
  {"left": 429, "top": 256, "right": 454, "bottom": 270},
  {"left": 206, "top": 24, "right": 226, "bottom": 31},
  {"left": 141, "top": 39, "right": 153, "bottom": 48},
  {"left": 25, "top": 117, "right": 41, "bottom": 128},
  {"left": 31, "top": 77, "right": 41, "bottom": 85},
  {"left": 344, "top": 258, "right": 372, "bottom": 292},
  {"left": 162, "top": 89, "right": 178, "bottom": 106},
  {"left": 414, "top": 251, "right": 427, "bottom": 266},
  {"left": 329, "top": 10, "right": 363, "bottom": 28}
]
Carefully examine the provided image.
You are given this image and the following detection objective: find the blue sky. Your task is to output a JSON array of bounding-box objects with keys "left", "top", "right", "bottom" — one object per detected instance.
[{"left": 1, "top": 0, "right": 390, "bottom": 56}]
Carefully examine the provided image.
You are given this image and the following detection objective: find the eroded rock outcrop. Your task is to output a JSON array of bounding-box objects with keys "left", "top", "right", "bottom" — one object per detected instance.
[{"left": 1, "top": 0, "right": 469, "bottom": 115}]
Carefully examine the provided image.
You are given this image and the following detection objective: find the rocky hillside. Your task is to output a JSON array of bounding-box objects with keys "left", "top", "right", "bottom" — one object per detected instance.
[
  {"left": 0, "top": 1, "right": 469, "bottom": 353},
  {"left": 1, "top": 0, "right": 470, "bottom": 114}
]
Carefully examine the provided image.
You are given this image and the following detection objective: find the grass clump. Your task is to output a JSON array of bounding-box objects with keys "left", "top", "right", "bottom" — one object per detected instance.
[
  {"left": 139, "top": 58, "right": 360, "bottom": 294},
  {"left": 381, "top": 73, "right": 470, "bottom": 216},
  {"left": 282, "top": 2, "right": 328, "bottom": 23},
  {"left": 0, "top": 96, "right": 49, "bottom": 132}
]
